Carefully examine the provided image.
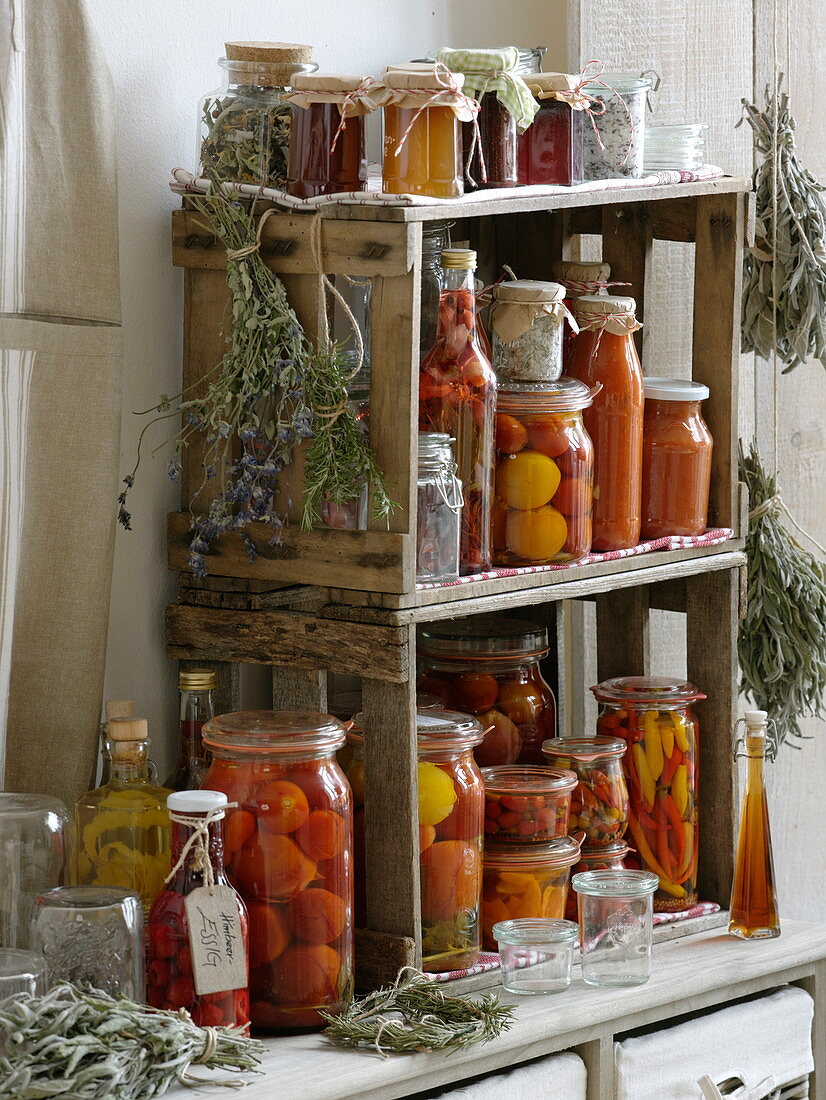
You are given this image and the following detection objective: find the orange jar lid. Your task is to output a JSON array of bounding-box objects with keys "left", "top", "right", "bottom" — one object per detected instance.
[{"left": 202, "top": 710, "right": 346, "bottom": 754}]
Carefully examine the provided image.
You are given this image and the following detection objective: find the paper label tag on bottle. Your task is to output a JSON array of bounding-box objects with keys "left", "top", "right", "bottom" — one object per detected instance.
[{"left": 185, "top": 886, "right": 248, "bottom": 995}]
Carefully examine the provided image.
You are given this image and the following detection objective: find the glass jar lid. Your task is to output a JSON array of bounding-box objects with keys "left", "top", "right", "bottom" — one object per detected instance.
[
  {"left": 577, "top": 840, "right": 631, "bottom": 863},
  {"left": 482, "top": 765, "right": 577, "bottom": 796},
  {"left": 592, "top": 676, "right": 706, "bottom": 707},
  {"left": 418, "top": 615, "right": 549, "bottom": 660},
  {"left": 497, "top": 376, "right": 594, "bottom": 414},
  {"left": 202, "top": 710, "right": 347, "bottom": 754},
  {"left": 492, "top": 917, "right": 579, "bottom": 945},
  {"left": 582, "top": 73, "right": 656, "bottom": 96},
  {"left": 348, "top": 708, "right": 484, "bottom": 749},
  {"left": 643, "top": 377, "right": 710, "bottom": 402},
  {"left": 541, "top": 736, "right": 626, "bottom": 763},
  {"left": 572, "top": 869, "right": 658, "bottom": 897},
  {"left": 485, "top": 834, "right": 582, "bottom": 868}
]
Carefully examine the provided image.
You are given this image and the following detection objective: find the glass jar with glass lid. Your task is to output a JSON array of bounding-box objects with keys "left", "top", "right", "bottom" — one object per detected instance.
[{"left": 417, "top": 432, "right": 463, "bottom": 583}]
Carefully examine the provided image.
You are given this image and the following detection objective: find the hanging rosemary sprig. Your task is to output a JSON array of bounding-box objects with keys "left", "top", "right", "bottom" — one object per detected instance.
[
  {"left": 320, "top": 968, "right": 514, "bottom": 1056},
  {"left": 738, "top": 441, "right": 826, "bottom": 745}
]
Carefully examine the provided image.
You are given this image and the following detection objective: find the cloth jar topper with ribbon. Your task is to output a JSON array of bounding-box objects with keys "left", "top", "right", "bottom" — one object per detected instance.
[{"left": 490, "top": 279, "right": 579, "bottom": 383}]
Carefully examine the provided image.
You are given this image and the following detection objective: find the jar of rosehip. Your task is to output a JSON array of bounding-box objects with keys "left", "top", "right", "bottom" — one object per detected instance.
[
  {"left": 201, "top": 711, "right": 353, "bottom": 1031},
  {"left": 541, "top": 737, "right": 629, "bottom": 846},
  {"left": 418, "top": 616, "right": 557, "bottom": 765},
  {"left": 482, "top": 766, "right": 577, "bottom": 842}
]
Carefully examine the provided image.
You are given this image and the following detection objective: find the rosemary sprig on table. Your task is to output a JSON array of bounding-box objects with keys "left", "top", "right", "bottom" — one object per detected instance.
[{"left": 320, "top": 968, "right": 514, "bottom": 1056}]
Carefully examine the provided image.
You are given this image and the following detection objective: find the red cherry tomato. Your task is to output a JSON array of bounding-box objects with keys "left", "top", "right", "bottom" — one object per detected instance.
[{"left": 495, "top": 414, "right": 528, "bottom": 454}]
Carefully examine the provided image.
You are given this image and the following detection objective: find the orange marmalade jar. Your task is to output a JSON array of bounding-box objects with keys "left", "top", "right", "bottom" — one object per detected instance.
[
  {"left": 201, "top": 712, "right": 353, "bottom": 1031},
  {"left": 641, "top": 378, "right": 713, "bottom": 539},
  {"left": 567, "top": 295, "right": 644, "bottom": 551}
]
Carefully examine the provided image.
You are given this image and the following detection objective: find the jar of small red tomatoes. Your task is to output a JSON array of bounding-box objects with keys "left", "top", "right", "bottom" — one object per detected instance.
[
  {"left": 564, "top": 840, "right": 630, "bottom": 919},
  {"left": 418, "top": 616, "right": 557, "bottom": 766},
  {"left": 482, "top": 766, "right": 577, "bottom": 842},
  {"left": 482, "top": 835, "right": 581, "bottom": 950},
  {"left": 201, "top": 712, "right": 353, "bottom": 1031},
  {"left": 541, "top": 737, "right": 630, "bottom": 846},
  {"left": 592, "top": 677, "right": 705, "bottom": 912},
  {"left": 494, "top": 378, "right": 595, "bottom": 565}
]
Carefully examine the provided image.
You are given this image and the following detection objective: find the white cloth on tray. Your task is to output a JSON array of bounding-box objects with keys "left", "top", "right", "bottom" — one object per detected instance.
[{"left": 430, "top": 1051, "right": 587, "bottom": 1099}]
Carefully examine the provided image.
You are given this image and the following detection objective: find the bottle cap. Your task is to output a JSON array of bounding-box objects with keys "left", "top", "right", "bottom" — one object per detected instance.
[
  {"left": 441, "top": 248, "right": 477, "bottom": 270},
  {"left": 108, "top": 717, "right": 148, "bottom": 742},
  {"left": 745, "top": 710, "right": 769, "bottom": 737},
  {"left": 105, "top": 700, "right": 133, "bottom": 721},
  {"left": 167, "top": 790, "right": 228, "bottom": 815},
  {"left": 179, "top": 668, "right": 217, "bottom": 691},
  {"left": 644, "top": 377, "right": 710, "bottom": 402}
]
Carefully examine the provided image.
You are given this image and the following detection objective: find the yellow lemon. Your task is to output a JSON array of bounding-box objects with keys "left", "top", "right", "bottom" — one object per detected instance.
[
  {"left": 496, "top": 450, "right": 561, "bottom": 510},
  {"left": 417, "top": 762, "right": 457, "bottom": 826},
  {"left": 506, "top": 505, "right": 568, "bottom": 561}
]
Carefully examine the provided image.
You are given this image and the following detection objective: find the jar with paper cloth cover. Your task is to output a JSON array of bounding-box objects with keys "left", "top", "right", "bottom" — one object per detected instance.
[
  {"left": 490, "top": 280, "right": 574, "bottom": 382},
  {"left": 552, "top": 261, "right": 625, "bottom": 368},
  {"left": 517, "top": 72, "right": 586, "bottom": 186}
]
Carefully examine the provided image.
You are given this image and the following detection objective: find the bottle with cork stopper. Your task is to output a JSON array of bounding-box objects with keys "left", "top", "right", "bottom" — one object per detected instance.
[{"left": 98, "top": 699, "right": 134, "bottom": 785}]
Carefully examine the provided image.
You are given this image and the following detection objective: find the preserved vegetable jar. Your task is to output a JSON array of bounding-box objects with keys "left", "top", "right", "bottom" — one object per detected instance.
[
  {"left": 164, "top": 668, "right": 215, "bottom": 791},
  {"left": 518, "top": 73, "right": 587, "bottom": 186},
  {"left": 482, "top": 765, "right": 577, "bottom": 842},
  {"left": 201, "top": 711, "right": 353, "bottom": 1030},
  {"left": 568, "top": 295, "right": 644, "bottom": 550},
  {"left": 490, "top": 280, "right": 574, "bottom": 383},
  {"left": 592, "top": 677, "right": 705, "bottom": 912},
  {"left": 565, "top": 840, "right": 630, "bottom": 918},
  {"left": 494, "top": 378, "right": 595, "bottom": 565},
  {"left": 481, "top": 835, "right": 581, "bottom": 950},
  {"left": 198, "top": 42, "right": 318, "bottom": 187},
  {"left": 419, "top": 249, "right": 496, "bottom": 574},
  {"left": 285, "top": 73, "right": 374, "bottom": 197},
  {"left": 581, "top": 71, "right": 657, "bottom": 180},
  {"left": 641, "top": 378, "right": 713, "bottom": 539},
  {"left": 417, "top": 432, "right": 463, "bottom": 583},
  {"left": 541, "top": 737, "right": 629, "bottom": 845},
  {"left": 418, "top": 616, "right": 556, "bottom": 765},
  {"left": 148, "top": 791, "right": 250, "bottom": 1028}
]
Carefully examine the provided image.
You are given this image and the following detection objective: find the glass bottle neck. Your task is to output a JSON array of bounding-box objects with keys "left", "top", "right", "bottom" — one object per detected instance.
[
  {"left": 168, "top": 814, "right": 227, "bottom": 892},
  {"left": 437, "top": 269, "right": 478, "bottom": 334},
  {"left": 105, "top": 740, "right": 151, "bottom": 782},
  {"left": 178, "top": 688, "right": 214, "bottom": 762}
]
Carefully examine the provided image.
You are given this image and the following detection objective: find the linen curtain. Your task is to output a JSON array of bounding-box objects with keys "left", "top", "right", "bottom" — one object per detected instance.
[{"left": 0, "top": 0, "right": 121, "bottom": 803}]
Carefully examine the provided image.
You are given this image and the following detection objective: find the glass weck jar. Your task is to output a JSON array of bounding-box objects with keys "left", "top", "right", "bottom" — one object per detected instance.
[
  {"left": 518, "top": 72, "right": 587, "bottom": 186},
  {"left": 0, "top": 794, "right": 69, "bottom": 949},
  {"left": 494, "top": 378, "right": 595, "bottom": 565},
  {"left": 581, "top": 70, "right": 658, "bottom": 180},
  {"left": 641, "top": 378, "right": 713, "bottom": 539},
  {"left": 198, "top": 41, "right": 318, "bottom": 187},
  {"left": 436, "top": 47, "right": 541, "bottom": 190},
  {"left": 482, "top": 765, "right": 577, "bottom": 843},
  {"left": 481, "top": 835, "right": 581, "bottom": 950},
  {"left": 148, "top": 791, "right": 250, "bottom": 1028},
  {"left": 164, "top": 668, "right": 215, "bottom": 791},
  {"left": 201, "top": 711, "right": 353, "bottom": 1030},
  {"left": 565, "top": 840, "right": 630, "bottom": 919},
  {"left": 567, "top": 295, "right": 644, "bottom": 551},
  {"left": 420, "top": 221, "right": 454, "bottom": 350},
  {"left": 541, "top": 737, "right": 630, "bottom": 845},
  {"left": 417, "top": 432, "right": 463, "bottom": 584},
  {"left": 592, "top": 677, "right": 705, "bottom": 912},
  {"left": 379, "top": 64, "right": 477, "bottom": 198},
  {"left": 417, "top": 616, "right": 556, "bottom": 765},
  {"left": 490, "top": 279, "right": 574, "bottom": 383},
  {"left": 285, "top": 73, "right": 375, "bottom": 197},
  {"left": 419, "top": 249, "right": 496, "bottom": 574}
]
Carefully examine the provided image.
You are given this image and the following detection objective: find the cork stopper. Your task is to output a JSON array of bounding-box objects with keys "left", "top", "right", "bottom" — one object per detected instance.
[
  {"left": 225, "top": 41, "right": 313, "bottom": 64},
  {"left": 105, "top": 700, "right": 133, "bottom": 721},
  {"left": 108, "top": 717, "right": 149, "bottom": 742}
]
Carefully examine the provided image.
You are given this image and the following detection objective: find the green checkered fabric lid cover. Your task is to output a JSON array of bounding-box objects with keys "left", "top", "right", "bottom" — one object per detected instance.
[{"left": 436, "top": 47, "right": 539, "bottom": 132}]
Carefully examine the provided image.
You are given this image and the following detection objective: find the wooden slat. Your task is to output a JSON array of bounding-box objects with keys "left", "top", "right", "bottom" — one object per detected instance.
[
  {"left": 354, "top": 929, "right": 417, "bottom": 992},
  {"left": 179, "top": 659, "right": 240, "bottom": 715},
  {"left": 178, "top": 585, "right": 325, "bottom": 611},
  {"left": 571, "top": 197, "right": 700, "bottom": 242},
  {"left": 270, "top": 669, "right": 328, "bottom": 710},
  {"left": 165, "top": 605, "right": 410, "bottom": 682},
  {"left": 601, "top": 203, "right": 653, "bottom": 364},
  {"left": 595, "top": 587, "right": 651, "bottom": 680},
  {"left": 578, "top": 1036, "right": 615, "bottom": 1100}
]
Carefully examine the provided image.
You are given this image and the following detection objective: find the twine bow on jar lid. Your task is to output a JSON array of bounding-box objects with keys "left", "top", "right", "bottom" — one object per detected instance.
[
  {"left": 491, "top": 279, "right": 580, "bottom": 344},
  {"left": 574, "top": 294, "right": 642, "bottom": 335},
  {"left": 552, "top": 260, "right": 631, "bottom": 298}
]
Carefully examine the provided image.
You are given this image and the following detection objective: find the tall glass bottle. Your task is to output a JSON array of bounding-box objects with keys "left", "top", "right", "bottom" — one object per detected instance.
[
  {"left": 75, "top": 717, "right": 172, "bottom": 916},
  {"left": 728, "top": 710, "right": 780, "bottom": 939},
  {"left": 164, "top": 669, "right": 216, "bottom": 791},
  {"left": 419, "top": 249, "right": 496, "bottom": 574}
]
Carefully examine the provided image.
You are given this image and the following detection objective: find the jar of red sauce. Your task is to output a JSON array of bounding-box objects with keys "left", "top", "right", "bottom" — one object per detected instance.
[
  {"left": 552, "top": 261, "right": 617, "bottom": 368},
  {"left": 641, "top": 378, "right": 713, "bottom": 539},
  {"left": 518, "top": 73, "right": 586, "bottom": 186},
  {"left": 418, "top": 616, "right": 557, "bottom": 765},
  {"left": 567, "top": 295, "right": 644, "bottom": 550},
  {"left": 564, "top": 840, "right": 630, "bottom": 918},
  {"left": 201, "top": 711, "right": 353, "bottom": 1031},
  {"left": 285, "top": 73, "right": 373, "bottom": 197}
]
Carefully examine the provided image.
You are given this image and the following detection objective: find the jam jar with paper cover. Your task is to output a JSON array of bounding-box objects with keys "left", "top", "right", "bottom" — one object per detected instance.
[
  {"left": 552, "top": 260, "right": 618, "bottom": 369},
  {"left": 541, "top": 737, "right": 629, "bottom": 845},
  {"left": 490, "top": 280, "right": 570, "bottom": 383},
  {"left": 494, "top": 378, "right": 595, "bottom": 565},
  {"left": 592, "top": 677, "right": 705, "bottom": 912},
  {"left": 517, "top": 72, "right": 586, "bottom": 186},
  {"left": 201, "top": 711, "right": 353, "bottom": 1030},
  {"left": 418, "top": 616, "right": 556, "bottom": 766},
  {"left": 285, "top": 72, "right": 373, "bottom": 197}
]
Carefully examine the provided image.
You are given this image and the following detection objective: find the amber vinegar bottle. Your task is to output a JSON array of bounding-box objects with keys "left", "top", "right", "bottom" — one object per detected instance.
[{"left": 728, "top": 710, "right": 780, "bottom": 939}]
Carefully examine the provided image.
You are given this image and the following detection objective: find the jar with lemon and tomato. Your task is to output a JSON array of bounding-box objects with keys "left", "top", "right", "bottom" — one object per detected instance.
[
  {"left": 201, "top": 711, "right": 353, "bottom": 1031},
  {"left": 417, "top": 617, "right": 556, "bottom": 766},
  {"left": 493, "top": 378, "right": 595, "bottom": 565}
]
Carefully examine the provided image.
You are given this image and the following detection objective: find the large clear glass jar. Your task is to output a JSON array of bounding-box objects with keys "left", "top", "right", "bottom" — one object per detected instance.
[
  {"left": 285, "top": 73, "right": 370, "bottom": 197},
  {"left": 0, "top": 794, "right": 69, "bottom": 949},
  {"left": 541, "top": 737, "right": 630, "bottom": 845},
  {"left": 198, "top": 43, "right": 317, "bottom": 187},
  {"left": 581, "top": 72, "right": 657, "bottom": 180},
  {"left": 417, "top": 432, "right": 463, "bottom": 583},
  {"left": 494, "top": 378, "right": 595, "bottom": 564},
  {"left": 518, "top": 73, "right": 586, "bottom": 186},
  {"left": 418, "top": 615, "right": 556, "bottom": 765},
  {"left": 592, "top": 677, "right": 705, "bottom": 912},
  {"left": 573, "top": 869, "right": 658, "bottom": 985},
  {"left": 164, "top": 668, "right": 215, "bottom": 791},
  {"left": 201, "top": 711, "right": 353, "bottom": 1030}
]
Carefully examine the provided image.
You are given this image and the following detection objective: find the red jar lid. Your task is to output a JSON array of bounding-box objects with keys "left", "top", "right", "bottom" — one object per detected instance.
[
  {"left": 418, "top": 616, "right": 548, "bottom": 660},
  {"left": 591, "top": 676, "right": 706, "bottom": 707},
  {"left": 202, "top": 710, "right": 346, "bottom": 754},
  {"left": 482, "top": 765, "right": 577, "bottom": 796},
  {"left": 542, "top": 736, "right": 626, "bottom": 763},
  {"left": 484, "top": 834, "right": 582, "bottom": 869}
]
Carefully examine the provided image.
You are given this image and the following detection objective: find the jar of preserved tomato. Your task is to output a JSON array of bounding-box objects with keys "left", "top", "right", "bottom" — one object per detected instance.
[
  {"left": 285, "top": 73, "right": 374, "bottom": 197},
  {"left": 481, "top": 835, "right": 581, "bottom": 950},
  {"left": 482, "top": 765, "right": 577, "bottom": 842},
  {"left": 494, "top": 378, "right": 595, "bottom": 564},
  {"left": 564, "top": 840, "right": 630, "bottom": 918},
  {"left": 201, "top": 711, "right": 353, "bottom": 1030},
  {"left": 518, "top": 73, "right": 586, "bottom": 186},
  {"left": 592, "top": 677, "right": 705, "bottom": 912},
  {"left": 641, "top": 378, "right": 713, "bottom": 539},
  {"left": 568, "top": 295, "right": 644, "bottom": 551},
  {"left": 541, "top": 737, "right": 629, "bottom": 845},
  {"left": 417, "top": 616, "right": 556, "bottom": 765}
]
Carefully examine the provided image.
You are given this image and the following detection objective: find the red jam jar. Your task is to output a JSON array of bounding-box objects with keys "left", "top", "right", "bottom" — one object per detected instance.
[
  {"left": 482, "top": 765, "right": 577, "bottom": 842},
  {"left": 286, "top": 72, "right": 372, "bottom": 198},
  {"left": 518, "top": 73, "right": 585, "bottom": 186}
]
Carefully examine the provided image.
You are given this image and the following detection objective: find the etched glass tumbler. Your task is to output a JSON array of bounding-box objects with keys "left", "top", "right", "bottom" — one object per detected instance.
[
  {"left": 573, "top": 869, "right": 658, "bottom": 986},
  {"left": 0, "top": 793, "right": 69, "bottom": 949}
]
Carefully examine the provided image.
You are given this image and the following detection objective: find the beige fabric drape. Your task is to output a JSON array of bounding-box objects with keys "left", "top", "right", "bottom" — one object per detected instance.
[{"left": 0, "top": 0, "right": 121, "bottom": 803}]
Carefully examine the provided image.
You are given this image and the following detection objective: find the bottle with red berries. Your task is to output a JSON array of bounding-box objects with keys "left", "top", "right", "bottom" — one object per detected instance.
[{"left": 147, "top": 790, "right": 250, "bottom": 1029}]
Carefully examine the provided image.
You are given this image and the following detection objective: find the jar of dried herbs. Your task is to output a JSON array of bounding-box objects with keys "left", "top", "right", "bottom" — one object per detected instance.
[
  {"left": 491, "top": 280, "right": 576, "bottom": 382},
  {"left": 198, "top": 41, "right": 318, "bottom": 188}
]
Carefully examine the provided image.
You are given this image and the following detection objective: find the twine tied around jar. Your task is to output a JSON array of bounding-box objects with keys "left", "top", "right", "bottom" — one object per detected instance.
[
  {"left": 165, "top": 804, "right": 236, "bottom": 896},
  {"left": 573, "top": 60, "right": 636, "bottom": 166},
  {"left": 560, "top": 277, "right": 631, "bottom": 296},
  {"left": 330, "top": 77, "right": 377, "bottom": 153},
  {"left": 491, "top": 291, "right": 579, "bottom": 344},
  {"left": 576, "top": 307, "right": 642, "bottom": 364}
]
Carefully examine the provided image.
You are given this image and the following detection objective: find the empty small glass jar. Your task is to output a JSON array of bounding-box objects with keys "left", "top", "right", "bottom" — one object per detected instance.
[
  {"left": 493, "top": 918, "right": 578, "bottom": 994},
  {"left": 0, "top": 793, "right": 69, "bottom": 949},
  {"left": 0, "top": 948, "right": 45, "bottom": 1000},
  {"left": 417, "top": 432, "right": 463, "bottom": 583},
  {"left": 573, "top": 869, "right": 658, "bottom": 986},
  {"left": 31, "top": 885, "right": 145, "bottom": 999}
]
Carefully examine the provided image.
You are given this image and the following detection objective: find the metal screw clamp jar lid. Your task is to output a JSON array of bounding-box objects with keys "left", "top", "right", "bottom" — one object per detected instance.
[
  {"left": 418, "top": 432, "right": 463, "bottom": 513},
  {"left": 349, "top": 707, "right": 485, "bottom": 749},
  {"left": 643, "top": 377, "right": 710, "bottom": 401},
  {"left": 484, "top": 834, "right": 583, "bottom": 868},
  {"left": 577, "top": 840, "right": 632, "bottom": 863},
  {"left": 591, "top": 676, "right": 706, "bottom": 708},
  {"left": 179, "top": 668, "right": 216, "bottom": 691},
  {"left": 418, "top": 615, "right": 549, "bottom": 660},
  {"left": 441, "top": 248, "right": 476, "bottom": 270},
  {"left": 202, "top": 710, "right": 347, "bottom": 753}
]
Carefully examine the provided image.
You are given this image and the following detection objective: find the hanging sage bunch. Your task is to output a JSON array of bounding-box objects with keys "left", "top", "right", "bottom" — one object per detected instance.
[
  {"left": 0, "top": 983, "right": 264, "bottom": 1099},
  {"left": 740, "top": 85, "right": 826, "bottom": 372},
  {"left": 738, "top": 441, "right": 826, "bottom": 744}
]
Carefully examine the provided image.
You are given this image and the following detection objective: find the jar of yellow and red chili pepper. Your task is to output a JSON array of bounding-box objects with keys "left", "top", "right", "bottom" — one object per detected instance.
[
  {"left": 541, "top": 737, "right": 629, "bottom": 846},
  {"left": 201, "top": 711, "right": 353, "bottom": 1032},
  {"left": 481, "top": 835, "right": 582, "bottom": 951},
  {"left": 564, "top": 840, "right": 630, "bottom": 919},
  {"left": 417, "top": 616, "right": 556, "bottom": 766},
  {"left": 592, "top": 677, "right": 705, "bottom": 913},
  {"left": 482, "top": 765, "right": 577, "bottom": 842}
]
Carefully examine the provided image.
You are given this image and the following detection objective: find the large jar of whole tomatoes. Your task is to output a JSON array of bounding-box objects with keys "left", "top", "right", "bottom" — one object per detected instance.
[
  {"left": 564, "top": 840, "right": 630, "bottom": 919},
  {"left": 418, "top": 616, "right": 557, "bottom": 765},
  {"left": 592, "top": 677, "right": 705, "bottom": 912},
  {"left": 201, "top": 712, "right": 353, "bottom": 1031},
  {"left": 494, "top": 378, "right": 595, "bottom": 564},
  {"left": 481, "top": 835, "right": 581, "bottom": 950},
  {"left": 567, "top": 295, "right": 644, "bottom": 551}
]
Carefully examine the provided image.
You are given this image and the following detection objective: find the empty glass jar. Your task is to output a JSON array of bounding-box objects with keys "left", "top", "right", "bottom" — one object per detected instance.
[
  {"left": 417, "top": 432, "right": 463, "bottom": 583},
  {"left": 493, "top": 918, "right": 579, "bottom": 994},
  {"left": 0, "top": 793, "right": 69, "bottom": 949},
  {"left": 573, "top": 869, "right": 658, "bottom": 986}
]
